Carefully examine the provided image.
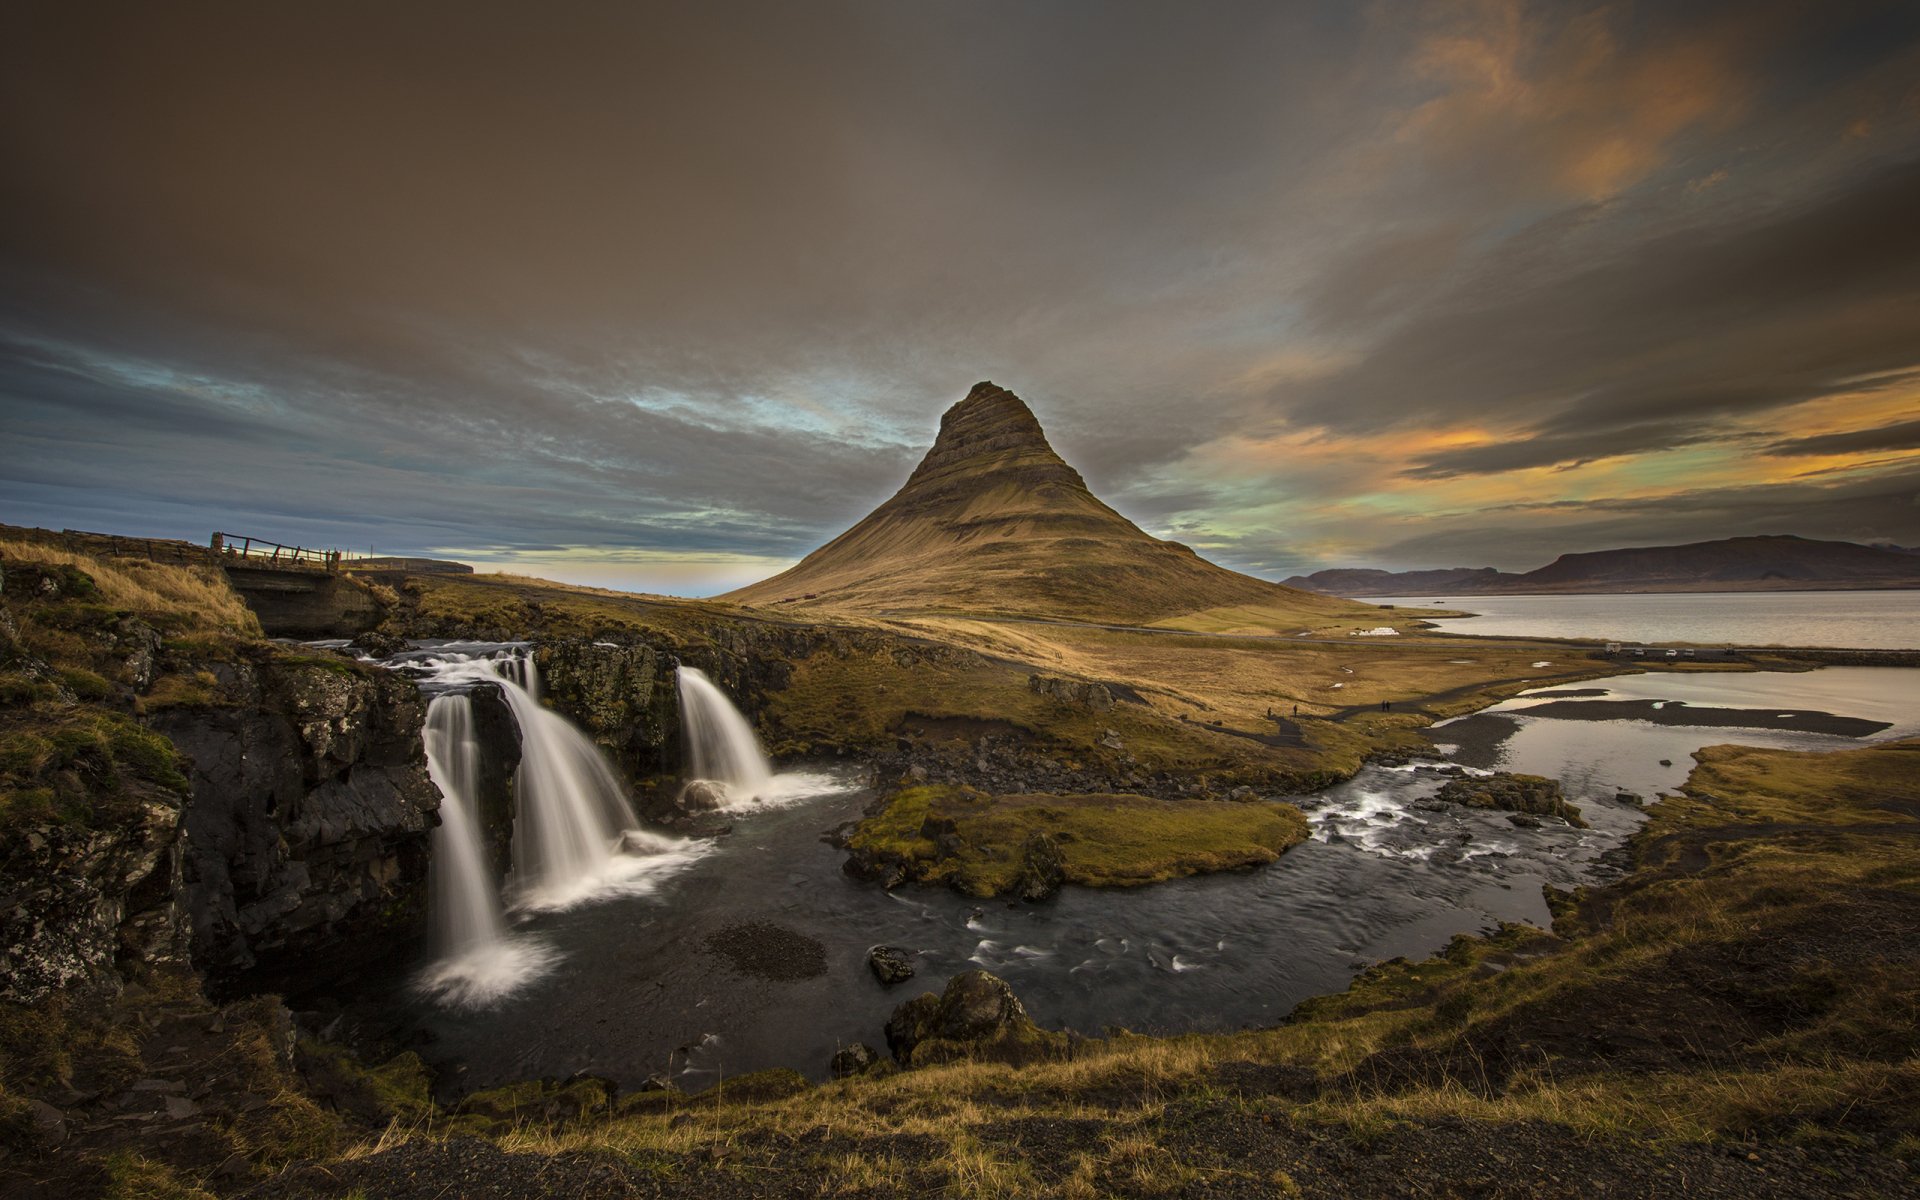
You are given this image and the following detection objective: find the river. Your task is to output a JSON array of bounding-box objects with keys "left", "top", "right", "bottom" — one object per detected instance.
[{"left": 354, "top": 663, "right": 1920, "bottom": 1096}]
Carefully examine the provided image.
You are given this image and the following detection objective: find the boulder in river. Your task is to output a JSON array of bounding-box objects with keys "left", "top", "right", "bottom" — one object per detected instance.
[
  {"left": 867, "top": 945, "right": 915, "bottom": 985},
  {"left": 677, "top": 780, "right": 727, "bottom": 812},
  {"left": 1433, "top": 772, "right": 1589, "bottom": 828}
]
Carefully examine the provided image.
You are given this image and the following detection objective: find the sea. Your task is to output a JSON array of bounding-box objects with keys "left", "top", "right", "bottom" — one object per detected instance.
[{"left": 1368, "top": 589, "right": 1920, "bottom": 650}]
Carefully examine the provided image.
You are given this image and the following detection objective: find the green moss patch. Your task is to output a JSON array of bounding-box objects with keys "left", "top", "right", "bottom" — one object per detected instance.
[{"left": 846, "top": 785, "right": 1310, "bottom": 897}]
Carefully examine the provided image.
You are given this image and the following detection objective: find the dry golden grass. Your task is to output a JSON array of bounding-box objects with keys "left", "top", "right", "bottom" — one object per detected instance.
[{"left": 0, "top": 535, "right": 260, "bottom": 635}]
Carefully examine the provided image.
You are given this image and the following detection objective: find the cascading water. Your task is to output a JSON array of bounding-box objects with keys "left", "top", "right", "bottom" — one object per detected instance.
[
  {"left": 490, "top": 662, "right": 675, "bottom": 908},
  {"left": 676, "top": 666, "right": 774, "bottom": 801},
  {"left": 395, "top": 641, "right": 707, "bottom": 1004},
  {"left": 422, "top": 694, "right": 503, "bottom": 956},
  {"left": 415, "top": 688, "right": 556, "bottom": 1007}
]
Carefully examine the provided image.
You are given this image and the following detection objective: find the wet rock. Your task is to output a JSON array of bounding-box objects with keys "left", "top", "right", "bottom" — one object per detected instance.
[
  {"left": 702, "top": 921, "right": 826, "bottom": 982},
  {"left": 867, "top": 945, "right": 915, "bottom": 985},
  {"left": 884, "top": 969, "right": 1069, "bottom": 1067},
  {"left": 1615, "top": 792, "right": 1645, "bottom": 806},
  {"left": 1507, "top": 814, "right": 1542, "bottom": 829},
  {"left": 677, "top": 780, "right": 726, "bottom": 812},
  {"left": 348, "top": 631, "right": 410, "bottom": 659},
  {"left": 830, "top": 1043, "right": 881, "bottom": 1078},
  {"left": 1434, "top": 772, "right": 1589, "bottom": 828}
]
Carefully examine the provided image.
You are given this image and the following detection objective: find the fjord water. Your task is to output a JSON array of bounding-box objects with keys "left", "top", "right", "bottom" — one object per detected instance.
[
  {"left": 395, "top": 663, "right": 1920, "bottom": 1094},
  {"left": 1378, "top": 589, "right": 1920, "bottom": 648}
]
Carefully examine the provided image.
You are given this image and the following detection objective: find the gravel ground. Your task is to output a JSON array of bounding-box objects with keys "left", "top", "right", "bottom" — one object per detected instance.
[
  {"left": 238, "top": 1111, "right": 1919, "bottom": 1199},
  {"left": 701, "top": 920, "right": 828, "bottom": 981}
]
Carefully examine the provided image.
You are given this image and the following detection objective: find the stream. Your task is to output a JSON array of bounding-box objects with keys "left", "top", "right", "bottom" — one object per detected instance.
[{"left": 344, "top": 662, "right": 1919, "bottom": 1095}]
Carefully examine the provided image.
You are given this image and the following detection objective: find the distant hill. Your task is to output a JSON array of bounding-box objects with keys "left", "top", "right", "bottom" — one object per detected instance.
[
  {"left": 724, "top": 382, "right": 1370, "bottom": 624},
  {"left": 1283, "top": 535, "right": 1920, "bottom": 596}
]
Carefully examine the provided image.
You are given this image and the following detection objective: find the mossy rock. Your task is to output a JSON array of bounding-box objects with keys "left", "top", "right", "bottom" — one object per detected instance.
[
  {"left": 885, "top": 970, "right": 1071, "bottom": 1068},
  {"left": 454, "top": 1076, "right": 614, "bottom": 1131},
  {"left": 1434, "top": 772, "right": 1588, "bottom": 827},
  {"left": 845, "top": 785, "right": 1309, "bottom": 898},
  {"left": 692, "top": 1068, "right": 810, "bottom": 1104},
  {"left": 296, "top": 1042, "right": 434, "bottom": 1124}
]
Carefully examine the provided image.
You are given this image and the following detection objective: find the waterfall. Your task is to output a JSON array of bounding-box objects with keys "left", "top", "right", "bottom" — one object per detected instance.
[
  {"left": 422, "top": 694, "right": 505, "bottom": 957},
  {"left": 676, "top": 666, "right": 774, "bottom": 800},
  {"left": 489, "top": 657, "right": 676, "bottom": 907},
  {"left": 396, "top": 641, "right": 730, "bottom": 1004}
]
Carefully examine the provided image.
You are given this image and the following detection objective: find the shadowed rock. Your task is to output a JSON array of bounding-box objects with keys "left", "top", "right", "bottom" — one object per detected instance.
[{"left": 884, "top": 969, "right": 1069, "bottom": 1067}]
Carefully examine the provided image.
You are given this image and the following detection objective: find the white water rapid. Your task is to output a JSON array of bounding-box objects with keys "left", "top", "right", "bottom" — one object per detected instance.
[{"left": 676, "top": 666, "right": 774, "bottom": 802}]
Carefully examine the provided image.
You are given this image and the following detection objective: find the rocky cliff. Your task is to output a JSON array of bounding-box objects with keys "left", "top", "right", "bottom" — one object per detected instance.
[
  {"left": 1, "top": 546, "right": 440, "bottom": 1001},
  {"left": 147, "top": 653, "right": 438, "bottom": 990}
]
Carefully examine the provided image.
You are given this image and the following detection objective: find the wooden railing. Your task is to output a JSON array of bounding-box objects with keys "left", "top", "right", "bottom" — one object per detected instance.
[
  {"left": 209, "top": 532, "right": 342, "bottom": 571},
  {"left": 55, "top": 528, "right": 209, "bottom": 567}
]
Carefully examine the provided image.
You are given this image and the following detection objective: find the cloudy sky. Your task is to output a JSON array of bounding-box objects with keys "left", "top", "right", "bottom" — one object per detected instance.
[{"left": 4, "top": 0, "right": 1918, "bottom": 593}]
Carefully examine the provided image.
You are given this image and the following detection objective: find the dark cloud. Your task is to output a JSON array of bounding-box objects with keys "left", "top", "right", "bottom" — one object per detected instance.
[
  {"left": 1, "top": 1, "right": 1918, "bottom": 588},
  {"left": 1401, "top": 420, "right": 1725, "bottom": 479},
  {"left": 1764, "top": 418, "right": 1920, "bottom": 458},
  {"left": 1369, "top": 465, "right": 1920, "bottom": 569},
  {"left": 1282, "top": 157, "right": 1920, "bottom": 444}
]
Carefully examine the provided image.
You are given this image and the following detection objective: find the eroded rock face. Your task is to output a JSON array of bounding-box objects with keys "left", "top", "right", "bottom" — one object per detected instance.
[
  {"left": 148, "top": 655, "right": 437, "bottom": 989},
  {"left": 536, "top": 639, "right": 679, "bottom": 780},
  {"left": 0, "top": 786, "right": 189, "bottom": 1004},
  {"left": 883, "top": 969, "right": 1068, "bottom": 1067}
]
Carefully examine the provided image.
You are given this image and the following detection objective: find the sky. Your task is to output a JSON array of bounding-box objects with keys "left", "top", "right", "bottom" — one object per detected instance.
[{"left": 3, "top": 0, "right": 1919, "bottom": 594}]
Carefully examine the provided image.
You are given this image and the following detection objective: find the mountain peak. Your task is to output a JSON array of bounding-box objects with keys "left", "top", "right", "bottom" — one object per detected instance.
[
  {"left": 722, "top": 381, "right": 1347, "bottom": 622},
  {"left": 903, "top": 382, "right": 1087, "bottom": 498}
]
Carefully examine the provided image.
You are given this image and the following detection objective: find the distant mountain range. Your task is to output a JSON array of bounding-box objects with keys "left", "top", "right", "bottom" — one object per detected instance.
[
  {"left": 1282, "top": 535, "right": 1920, "bottom": 597},
  {"left": 725, "top": 382, "right": 1372, "bottom": 625}
]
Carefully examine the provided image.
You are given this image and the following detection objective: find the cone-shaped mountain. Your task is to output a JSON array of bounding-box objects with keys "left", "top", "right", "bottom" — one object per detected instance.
[{"left": 724, "top": 382, "right": 1356, "bottom": 623}]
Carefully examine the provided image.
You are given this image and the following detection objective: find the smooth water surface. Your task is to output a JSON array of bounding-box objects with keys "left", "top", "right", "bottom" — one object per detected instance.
[{"left": 1372, "top": 589, "right": 1920, "bottom": 649}]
